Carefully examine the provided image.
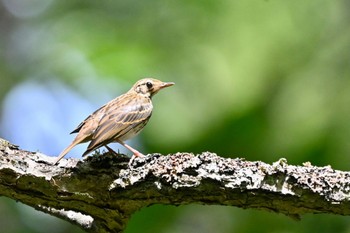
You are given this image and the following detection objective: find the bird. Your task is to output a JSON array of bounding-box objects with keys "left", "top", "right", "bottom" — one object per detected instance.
[{"left": 53, "top": 78, "right": 174, "bottom": 165}]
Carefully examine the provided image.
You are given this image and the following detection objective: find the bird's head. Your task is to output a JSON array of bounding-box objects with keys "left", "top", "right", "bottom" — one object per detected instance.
[{"left": 132, "top": 78, "right": 175, "bottom": 98}]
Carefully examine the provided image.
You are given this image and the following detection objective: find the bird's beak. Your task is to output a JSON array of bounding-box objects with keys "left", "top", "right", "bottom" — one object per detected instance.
[
  {"left": 160, "top": 82, "right": 175, "bottom": 89},
  {"left": 151, "top": 81, "right": 174, "bottom": 97}
]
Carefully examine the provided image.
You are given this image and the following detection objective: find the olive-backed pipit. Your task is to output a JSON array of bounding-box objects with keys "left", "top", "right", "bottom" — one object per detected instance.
[{"left": 53, "top": 78, "right": 174, "bottom": 164}]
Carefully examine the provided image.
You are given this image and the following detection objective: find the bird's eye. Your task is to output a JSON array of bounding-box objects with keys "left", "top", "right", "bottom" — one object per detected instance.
[{"left": 146, "top": 82, "right": 153, "bottom": 89}]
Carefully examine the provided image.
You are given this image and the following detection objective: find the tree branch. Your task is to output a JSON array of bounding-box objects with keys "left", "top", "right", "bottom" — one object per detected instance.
[{"left": 1, "top": 138, "right": 350, "bottom": 232}]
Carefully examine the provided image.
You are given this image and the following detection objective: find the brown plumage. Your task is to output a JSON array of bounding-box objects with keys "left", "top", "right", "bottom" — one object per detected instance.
[{"left": 53, "top": 78, "right": 174, "bottom": 164}]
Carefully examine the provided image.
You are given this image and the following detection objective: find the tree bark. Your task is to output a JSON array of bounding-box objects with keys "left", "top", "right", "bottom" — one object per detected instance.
[{"left": 1, "top": 138, "right": 350, "bottom": 233}]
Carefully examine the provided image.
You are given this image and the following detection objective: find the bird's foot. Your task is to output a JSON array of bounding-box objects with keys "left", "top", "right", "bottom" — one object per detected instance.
[{"left": 128, "top": 152, "right": 146, "bottom": 167}]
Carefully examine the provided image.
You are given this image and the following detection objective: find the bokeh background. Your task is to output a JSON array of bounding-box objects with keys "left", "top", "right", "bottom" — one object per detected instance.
[{"left": 1, "top": 0, "right": 350, "bottom": 232}]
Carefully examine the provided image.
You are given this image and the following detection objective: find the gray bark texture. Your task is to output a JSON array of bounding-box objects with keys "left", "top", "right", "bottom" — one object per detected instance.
[{"left": 1, "top": 137, "right": 350, "bottom": 233}]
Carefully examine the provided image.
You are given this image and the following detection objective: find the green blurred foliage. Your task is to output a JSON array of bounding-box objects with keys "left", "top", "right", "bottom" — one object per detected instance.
[{"left": 1, "top": 0, "right": 350, "bottom": 232}]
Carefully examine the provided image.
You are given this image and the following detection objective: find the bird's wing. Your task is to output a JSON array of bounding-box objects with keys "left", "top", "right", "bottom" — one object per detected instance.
[
  {"left": 84, "top": 96, "right": 153, "bottom": 154},
  {"left": 70, "top": 104, "right": 107, "bottom": 134}
]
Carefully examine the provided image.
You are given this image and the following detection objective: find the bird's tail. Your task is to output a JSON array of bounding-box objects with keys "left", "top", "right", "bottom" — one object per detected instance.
[{"left": 53, "top": 143, "right": 76, "bottom": 165}]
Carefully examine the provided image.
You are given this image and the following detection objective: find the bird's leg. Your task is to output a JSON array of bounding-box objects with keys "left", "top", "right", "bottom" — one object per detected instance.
[
  {"left": 116, "top": 140, "right": 145, "bottom": 158},
  {"left": 105, "top": 145, "right": 118, "bottom": 155},
  {"left": 116, "top": 140, "right": 145, "bottom": 166}
]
